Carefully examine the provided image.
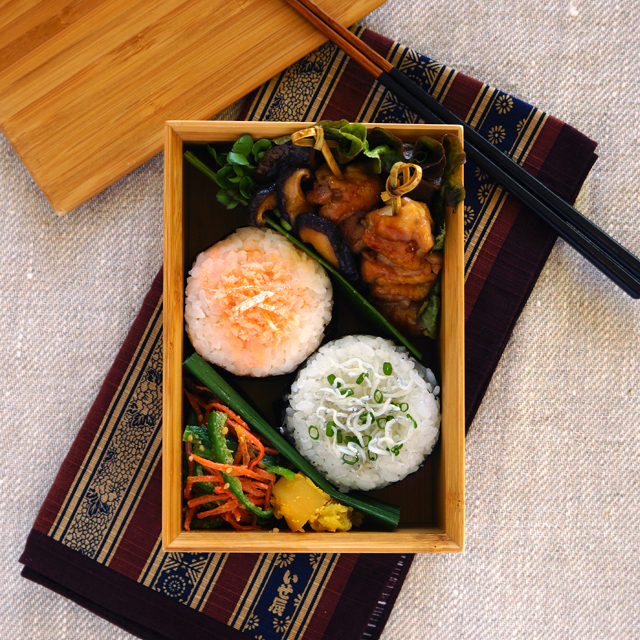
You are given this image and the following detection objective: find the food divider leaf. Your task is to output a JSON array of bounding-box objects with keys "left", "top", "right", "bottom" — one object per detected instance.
[
  {"left": 431, "top": 134, "right": 466, "bottom": 229},
  {"left": 365, "top": 127, "right": 404, "bottom": 174},
  {"left": 409, "top": 136, "right": 446, "bottom": 179},
  {"left": 417, "top": 278, "right": 441, "bottom": 339},
  {"left": 432, "top": 221, "right": 446, "bottom": 252},
  {"left": 184, "top": 353, "right": 401, "bottom": 530}
]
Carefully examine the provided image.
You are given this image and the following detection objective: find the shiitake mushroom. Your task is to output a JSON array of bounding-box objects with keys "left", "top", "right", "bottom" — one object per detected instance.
[
  {"left": 254, "top": 142, "right": 312, "bottom": 184},
  {"left": 249, "top": 184, "right": 277, "bottom": 227},
  {"left": 296, "top": 213, "right": 360, "bottom": 284},
  {"left": 276, "top": 167, "right": 314, "bottom": 226}
]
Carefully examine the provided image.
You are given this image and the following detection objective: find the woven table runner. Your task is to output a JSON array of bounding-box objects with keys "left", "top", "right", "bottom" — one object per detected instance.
[{"left": 19, "top": 27, "right": 597, "bottom": 640}]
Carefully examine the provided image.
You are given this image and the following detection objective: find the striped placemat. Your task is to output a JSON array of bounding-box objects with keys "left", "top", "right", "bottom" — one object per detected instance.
[{"left": 19, "top": 27, "right": 597, "bottom": 640}]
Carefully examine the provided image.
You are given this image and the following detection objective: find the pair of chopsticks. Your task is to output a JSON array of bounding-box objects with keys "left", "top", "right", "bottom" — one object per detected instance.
[{"left": 284, "top": 0, "right": 640, "bottom": 299}]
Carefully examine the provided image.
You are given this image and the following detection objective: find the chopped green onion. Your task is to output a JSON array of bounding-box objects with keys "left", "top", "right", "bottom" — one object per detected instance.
[
  {"left": 407, "top": 414, "right": 417, "bottom": 429},
  {"left": 390, "top": 444, "right": 403, "bottom": 456},
  {"left": 336, "top": 429, "right": 343, "bottom": 444},
  {"left": 326, "top": 421, "right": 336, "bottom": 437},
  {"left": 383, "top": 362, "right": 393, "bottom": 375},
  {"left": 363, "top": 435, "right": 372, "bottom": 447},
  {"left": 376, "top": 417, "right": 387, "bottom": 429},
  {"left": 340, "top": 388, "right": 354, "bottom": 397},
  {"left": 368, "top": 452, "right": 378, "bottom": 461},
  {"left": 344, "top": 435, "right": 359, "bottom": 445},
  {"left": 183, "top": 353, "right": 401, "bottom": 529},
  {"left": 327, "top": 374, "right": 336, "bottom": 385},
  {"left": 374, "top": 389, "right": 384, "bottom": 403},
  {"left": 359, "top": 412, "right": 370, "bottom": 423},
  {"left": 308, "top": 425, "right": 320, "bottom": 440},
  {"left": 342, "top": 453, "right": 358, "bottom": 465},
  {"left": 356, "top": 372, "right": 368, "bottom": 384}
]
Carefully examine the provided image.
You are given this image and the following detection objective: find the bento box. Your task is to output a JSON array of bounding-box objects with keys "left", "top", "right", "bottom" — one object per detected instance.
[{"left": 162, "top": 120, "right": 465, "bottom": 553}]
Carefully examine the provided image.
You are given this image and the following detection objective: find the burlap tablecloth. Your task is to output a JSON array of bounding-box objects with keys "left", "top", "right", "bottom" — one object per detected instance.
[{"left": 1, "top": 1, "right": 639, "bottom": 638}]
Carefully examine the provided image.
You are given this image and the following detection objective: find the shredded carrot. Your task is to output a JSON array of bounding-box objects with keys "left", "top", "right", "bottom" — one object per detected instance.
[
  {"left": 233, "top": 425, "right": 252, "bottom": 466},
  {"left": 251, "top": 466, "right": 276, "bottom": 483},
  {"left": 184, "top": 443, "right": 195, "bottom": 498},
  {"left": 187, "top": 494, "right": 220, "bottom": 509},
  {"left": 197, "top": 499, "right": 240, "bottom": 519},
  {"left": 211, "top": 402, "right": 248, "bottom": 428},
  {"left": 233, "top": 443, "right": 243, "bottom": 466},
  {"left": 235, "top": 424, "right": 265, "bottom": 468},
  {"left": 240, "top": 478, "right": 269, "bottom": 493},
  {"left": 213, "top": 488, "right": 235, "bottom": 500},
  {"left": 222, "top": 512, "right": 261, "bottom": 530},
  {"left": 186, "top": 474, "right": 224, "bottom": 484},
  {"left": 264, "top": 482, "right": 272, "bottom": 511},
  {"left": 184, "top": 473, "right": 224, "bottom": 499},
  {"left": 184, "top": 506, "right": 196, "bottom": 531},
  {"left": 189, "top": 454, "right": 273, "bottom": 481},
  {"left": 184, "top": 392, "right": 283, "bottom": 532},
  {"left": 184, "top": 390, "right": 205, "bottom": 424}
]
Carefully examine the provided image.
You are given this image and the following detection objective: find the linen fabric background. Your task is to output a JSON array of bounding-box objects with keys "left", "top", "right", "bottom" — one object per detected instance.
[{"left": 1, "top": 1, "right": 639, "bottom": 639}]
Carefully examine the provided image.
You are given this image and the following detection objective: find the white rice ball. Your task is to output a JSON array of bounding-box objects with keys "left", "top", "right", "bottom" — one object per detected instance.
[
  {"left": 285, "top": 335, "right": 441, "bottom": 492},
  {"left": 185, "top": 227, "right": 332, "bottom": 376}
]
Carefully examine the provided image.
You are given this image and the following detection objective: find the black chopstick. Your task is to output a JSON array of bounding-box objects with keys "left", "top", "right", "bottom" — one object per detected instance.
[{"left": 286, "top": 0, "right": 640, "bottom": 298}]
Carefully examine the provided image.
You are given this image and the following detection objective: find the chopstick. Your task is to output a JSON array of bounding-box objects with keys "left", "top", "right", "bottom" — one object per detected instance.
[{"left": 285, "top": 0, "right": 640, "bottom": 298}]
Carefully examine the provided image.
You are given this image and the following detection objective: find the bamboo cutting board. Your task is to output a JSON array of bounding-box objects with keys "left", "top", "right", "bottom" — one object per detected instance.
[{"left": 0, "top": 0, "right": 385, "bottom": 215}]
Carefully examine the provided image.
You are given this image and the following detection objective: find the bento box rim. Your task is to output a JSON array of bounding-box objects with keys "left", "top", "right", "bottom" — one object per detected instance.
[{"left": 162, "top": 120, "right": 465, "bottom": 553}]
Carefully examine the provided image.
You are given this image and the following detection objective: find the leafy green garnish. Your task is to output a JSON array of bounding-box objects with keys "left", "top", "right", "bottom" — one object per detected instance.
[
  {"left": 227, "top": 151, "right": 254, "bottom": 167},
  {"left": 408, "top": 136, "right": 446, "bottom": 179},
  {"left": 252, "top": 139, "right": 273, "bottom": 162},
  {"left": 184, "top": 354, "right": 401, "bottom": 530},
  {"left": 417, "top": 278, "right": 441, "bottom": 339},
  {"left": 231, "top": 133, "right": 254, "bottom": 157},
  {"left": 364, "top": 127, "right": 405, "bottom": 174},
  {"left": 432, "top": 133, "right": 466, "bottom": 227},
  {"left": 432, "top": 221, "right": 446, "bottom": 252},
  {"left": 184, "top": 134, "right": 275, "bottom": 210}
]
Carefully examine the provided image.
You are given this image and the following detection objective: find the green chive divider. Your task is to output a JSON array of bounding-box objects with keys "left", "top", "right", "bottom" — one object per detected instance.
[
  {"left": 184, "top": 353, "right": 400, "bottom": 530},
  {"left": 264, "top": 214, "right": 422, "bottom": 361}
]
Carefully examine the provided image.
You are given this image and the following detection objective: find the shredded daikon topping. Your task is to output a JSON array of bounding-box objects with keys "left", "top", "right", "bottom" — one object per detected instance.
[{"left": 308, "top": 357, "right": 420, "bottom": 464}]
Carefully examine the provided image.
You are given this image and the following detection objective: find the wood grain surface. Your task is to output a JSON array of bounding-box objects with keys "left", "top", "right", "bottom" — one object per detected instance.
[
  {"left": 162, "top": 120, "right": 465, "bottom": 553},
  {"left": 0, "top": 0, "right": 384, "bottom": 215}
]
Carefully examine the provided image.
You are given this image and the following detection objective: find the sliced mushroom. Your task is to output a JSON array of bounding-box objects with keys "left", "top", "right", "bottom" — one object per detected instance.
[
  {"left": 297, "top": 213, "right": 360, "bottom": 283},
  {"left": 254, "top": 142, "right": 312, "bottom": 184},
  {"left": 277, "top": 167, "right": 314, "bottom": 226},
  {"left": 249, "top": 184, "right": 277, "bottom": 227}
]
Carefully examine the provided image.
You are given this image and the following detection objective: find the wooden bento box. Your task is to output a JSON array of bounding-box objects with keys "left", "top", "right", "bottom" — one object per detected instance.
[{"left": 163, "top": 121, "right": 465, "bottom": 553}]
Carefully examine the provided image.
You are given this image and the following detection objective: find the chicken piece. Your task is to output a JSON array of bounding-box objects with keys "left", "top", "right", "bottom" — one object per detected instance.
[
  {"left": 361, "top": 251, "right": 440, "bottom": 286},
  {"left": 339, "top": 211, "right": 366, "bottom": 253},
  {"left": 369, "top": 282, "right": 435, "bottom": 302},
  {"left": 377, "top": 300, "right": 422, "bottom": 335},
  {"left": 306, "top": 163, "right": 382, "bottom": 224},
  {"left": 361, "top": 197, "right": 436, "bottom": 268}
]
